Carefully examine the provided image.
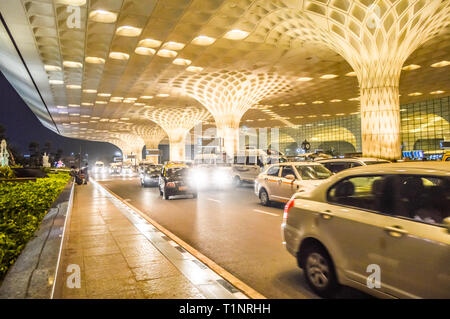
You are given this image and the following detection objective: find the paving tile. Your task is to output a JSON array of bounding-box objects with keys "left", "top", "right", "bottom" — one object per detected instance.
[
  {"left": 131, "top": 259, "right": 180, "bottom": 281},
  {"left": 139, "top": 275, "right": 205, "bottom": 299}
]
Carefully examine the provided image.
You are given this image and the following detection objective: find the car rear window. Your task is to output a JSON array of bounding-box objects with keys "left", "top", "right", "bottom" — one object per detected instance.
[{"left": 296, "top": 165, "right": 332, "bottom": 180}]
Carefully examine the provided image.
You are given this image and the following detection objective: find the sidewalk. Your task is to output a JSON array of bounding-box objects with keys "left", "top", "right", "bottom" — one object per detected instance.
[{"left": 56, "top": 180, "right": 240, "bottom": 299}]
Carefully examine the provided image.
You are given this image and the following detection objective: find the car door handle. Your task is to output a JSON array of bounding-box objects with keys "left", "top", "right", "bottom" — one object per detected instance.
[
  {"left": 384, "top": 226, "right": 409, "bottom": 238},
  {"left": 320, "top": 210, "right": 334, "bottom": 220}
]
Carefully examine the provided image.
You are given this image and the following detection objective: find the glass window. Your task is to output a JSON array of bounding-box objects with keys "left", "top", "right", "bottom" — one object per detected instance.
[
  {"left": 350, "top": 162, "right": 362, "bottom": 168},
  {"left": 247, "top": 156, "right": 256, "bottom": 165},
  {"left": 266, "top": 165, "right": 280, "bottom": 177},
  {"left": 327, "top": 175, "right": 385, "bottom": 211},
  {"left": 281, "top": 166, "right": 295, "bottom": 178},
  {"left": 363, "top": 160, "right": 390, "bottom": 165},
  {"left": 325, "top": 162, "right": 349, "bottom": 173},
  {"left": 296, "top": 165, "right": 332, "bottom": 180}
]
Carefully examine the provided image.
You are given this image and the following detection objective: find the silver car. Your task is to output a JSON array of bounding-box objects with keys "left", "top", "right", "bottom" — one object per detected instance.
[
  {"left": 255, "top": 162, "right": 332, "bottom": 205},
  {"left": 282, "top": 162, "right": 450, "bottom": 298}
]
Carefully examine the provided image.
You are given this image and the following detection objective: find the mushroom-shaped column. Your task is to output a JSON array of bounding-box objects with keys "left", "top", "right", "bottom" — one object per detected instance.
[
  {"left": 132, "top": 124, "right": 167, "bottom": 163},
  {"left": 172, "top": 70, "right": 291, "bottom": 156},
  {"left": 145, "top": 107, "right": 210, "bottom": 161},
  {"left": 300, "top": 0, "right": 450, "bottom": 159},
  {"left": 109, "top": 134, "right": 145, "bottom": 163}
]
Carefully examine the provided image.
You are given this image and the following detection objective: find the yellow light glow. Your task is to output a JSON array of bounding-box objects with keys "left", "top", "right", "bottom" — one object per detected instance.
[
  {"left": 330, "top": 99, "right": 342, "bottom": 102},
  {"left": 111, "top": 96, "right": 123, "bottom": 100},
  {"left": 68, "top": 104, "right": 80, "bottom": 107},
  {"left": 156, "top": 49, "right": 177, "bottom": 58},
  {"left": 402, "top": 64, "right": 421, "bottom": 71},
  {"left": 192, "top": 35, "right": 216, "bottom": 46},
  {"left": 348, "top": 97, "right": 360, "bottom": 101},
  {"left": 116, "top": 25, "right": 142, "bottom": 37},
  {"left": 109, "top": 52, "right": 129, "bottom": 60},
  {"left": 138, "top": 38, "right": 162, "bottom": 48},
  {"left": 85, "top": 57, "right": 105, "bottom": 64},
  {"left": 312, "top": 100, "right": 324, "bottom": 104},
  {"left": 95, "top": 101, "right": 107, "bottom": 104},
  {"left": 82, "top": 102, "right": 93, "bottom": 106},
  {"left": 320, "top": 74, "right": 338, "bottom": 79},
  {"left": 83, "top": 89, "right": 97, "bottom": 93},
  {"left": 66, "top": 84, "right": 81, "bottom": 89},
  {"left": 336, "top": 113, "right": 345, "bottom": 116},
  {"left": 58, "top": 111, "right": 68, "bottom": 114},
  {"left": 408, "top": 92, "right": 423, "bottom": 96},
  {"left": 430, "top": 90, "right": 445, "bottom": 95},
  {"left": 186, "top": 66, "right": 203, "bottom": 73},
  {"left": 63, "top": 61, "right": 82, "bottom": 68},
  {"left": 98, "top": 93, "right": 111, "bottom": 97},
  {"left": 56, "top": 105, "right": 66, "bottom": 109},
  {"left": 295, "top": 102, "right": 306, "bottom": 105},
  {"left": 49, "top": 80, "right": 64, "bottom": 85},
  {"left": 140, "top": 96, "right": 153, "bottom": 99},
  {"left": 430, "top": 60, "right": 450, "bottom": 68},
  {"left": 345, "top": 71, "right": 356, "bottom": 76},
  {"left": 173, "top": 58, "right": 191, "bottom": 66},
  {"left": 297, "top": 77, "right": 313, "bottom": 82},
  {"left": 135, "top": 47, "right": 156, "bottom": 56},
  {"left": 89, "top": 10, "right": 117, "bottom": 23},
  {"left": 156, "top": 93, "right": 169, "bottom": 97},
  {"left": 44, "top": 65, "right": 61, "bottom": 71},
  {"left": 223, "top": 29, "right": 249, "bottom": 40},
  {"left": 162, "top": 41, "right": 185, "bottom": 51}
]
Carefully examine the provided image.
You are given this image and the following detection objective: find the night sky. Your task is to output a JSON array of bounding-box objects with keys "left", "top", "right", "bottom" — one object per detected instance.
[{"left": 0, "top": 71, "right": 119, "bottom": 164}]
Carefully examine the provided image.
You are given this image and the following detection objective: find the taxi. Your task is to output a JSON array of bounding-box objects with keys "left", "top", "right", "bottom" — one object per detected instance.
[{"left": 159, "top": 163, "right": 197, "bottom": 199}]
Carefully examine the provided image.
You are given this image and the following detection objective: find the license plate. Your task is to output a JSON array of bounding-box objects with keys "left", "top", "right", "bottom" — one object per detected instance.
[{"left": 178, "top": 186, "right": 187, "bottom": 191}]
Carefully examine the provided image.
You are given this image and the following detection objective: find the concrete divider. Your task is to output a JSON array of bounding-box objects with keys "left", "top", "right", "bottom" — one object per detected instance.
[{"left": 0, "top": 180, "right": 74, "bottom": 299}]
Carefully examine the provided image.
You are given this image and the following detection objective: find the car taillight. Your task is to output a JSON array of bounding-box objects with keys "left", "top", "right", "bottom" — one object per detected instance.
[
  {"left": 283, "top": 198, "right": 295, "bottom": 220},
  {"left": 167, "top": 182, "right": 175, "bottom": 188}
]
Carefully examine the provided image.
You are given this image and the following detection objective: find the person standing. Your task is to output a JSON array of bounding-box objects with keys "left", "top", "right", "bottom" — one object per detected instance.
[{"left": 82, "top": 163, "right": 89, "bottom": 184}]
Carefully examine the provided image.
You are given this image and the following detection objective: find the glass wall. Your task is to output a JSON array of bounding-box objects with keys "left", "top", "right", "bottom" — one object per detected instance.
[{"left": 278, "top": 96, "right": 450, "bottom": 158}]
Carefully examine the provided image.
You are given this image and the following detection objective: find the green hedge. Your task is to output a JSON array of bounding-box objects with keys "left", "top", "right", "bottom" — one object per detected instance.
[{"left": 0, "top": 172, "right": 70, "bottom": 279}]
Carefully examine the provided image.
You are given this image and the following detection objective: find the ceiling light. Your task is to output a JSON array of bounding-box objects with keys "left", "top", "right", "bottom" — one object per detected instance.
[
  {"left": 82, "top": 102, "right": 93, "bottom": 106},
  {"left": 95, "top": 101, "right": 107, "bottom": 104},
  {"left": 330, "top": 99, "right": 342, "bottom": 102},
  {"left": 156, "top": 49, "right": 177, "bottom": 58},
  {"left": 402, "top": 64, "right": 421, "bottom": 71},
  {"left": 120, "top": 118, "right": 129, "bottom": 121},
  {"left": 156, "top": 93, "right": 169, "bottom": 97},
  {"left": 345, "top": 71, "right": 357, "bottom": 76},
  {"left": 336, "top": 113, "right": 345, "bottom": 116},
  {"left": 69, "top": 113, "right": 80, "bottom": 116},
  {"left": 162, "top": 41, "right": 185, "bottom": 50},
  {"left": 320, "top": 74, "right": 338, "bottom": 79},
  {"left": 322, "top": 114, "right": 331, "bottom": 117},
  {"left": 44, "top": 65, "right": 61, "bottom": 71},
  {"left": 126, "top": 97, "right": 137, "bottom": 100},
  {"left": 98, "top": 93, "right": 111, "bottom": 97},
  {"left": 192, "top": 35, "right": 216, "bottom": 46},
  {"left": 223, "top": 29, "right": 249, "bottom": 40},
  {"left": 312, "top": 100, "right": 324, "bottom": 104},
  {"left": 68, "top": 104, "right": 80, "bottom": 107},
  {"left": 83, "top": 89, "right": 97, "bottom": 93},
  {"left": 430, "top": 90, "right": 445, "bottom": 95},
  {"left": 134, "top": 103, "right": 145, "bottom": 106},
  {"left": 348, "top": 97, "right": 360, "bottom": 101},
  {"left": 56, "top": 105, "right": 67, "bottom": 109},
  {"left": 135, "top": 47, "right": 156, "bottom": 56},
  {"left": 58, "top": 111, "right": 68, "bottom": 114},
  {"left": 172, "top": 58, "right": 191, "bottom": 66},
  {"left": 89, "top": 10, "right": 117, "bottom": 23},
  {"left": 297, "top": 77, "right": 313, "bottom": 82},
  {"left": 308, "top": 115, "right": 317, "bottom": 117},
  {"left": 140, "top": 96, "right": 153, "bottom": 99},
  {"left": 111, "top": 96, "right": 123, "bottom": 100},
  {"left": 295, "top": 102, "right": 306, "bottom": 105},
  {"left": 430, "top": 60, "right": 450, "bottom": 68},
  {"left": 57, "top": 0, "right": 86, "bottom": 5},
  {"left": 109, "top": 52, "right": 129, "bottom": 60},
  {"left": 186, "top": 66, "right": 203, "bottom": 73},
  {"left": 279, "top": 103, "right": 289, "bottom": 106},
  {"left": 408, "top": 92, "right": 423, "bottom": 96},
  {"left": 63, "top": 61, "right": 82, "bottom": 68},
  {"left": 85, "top": 57, "right": 105, "bottom": 64},
  {"left": 49, "top": 80, "right": 64, "bottom": 85},
  {"left": 66, "top": 84, "right": 81, "bottom": 89},
  {"left": 138, "top": 38, "right": 162, "bottom": 48},
  {"left": 116, "top": 25, "right": 142, "bottom": 37}
]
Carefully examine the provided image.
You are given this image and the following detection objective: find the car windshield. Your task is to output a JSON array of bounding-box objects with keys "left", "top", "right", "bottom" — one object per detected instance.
[
  {"left": 166, "top": 167, "right": 188, "bottom": 178},
  {"left": 145, "top": 167, "right": 160, "bottom": 174},
  {"left": 295, "top": 165, "right": 332, "bottom": 180},
  {"left": 363, "top": 160, "right": 390, "bottom": 165}
]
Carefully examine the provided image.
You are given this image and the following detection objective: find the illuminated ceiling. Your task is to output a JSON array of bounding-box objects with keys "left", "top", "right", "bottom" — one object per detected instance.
[{"left": 0, "top": 0, "right": 449, "bottom": 147}]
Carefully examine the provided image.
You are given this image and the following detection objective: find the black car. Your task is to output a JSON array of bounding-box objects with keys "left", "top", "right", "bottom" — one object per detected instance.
[
  {"left": 159, "top": 166, "right": 197, "bottom": 200},
  {"left": 140, "top": 165, "right": 162, "bottom": 187}
]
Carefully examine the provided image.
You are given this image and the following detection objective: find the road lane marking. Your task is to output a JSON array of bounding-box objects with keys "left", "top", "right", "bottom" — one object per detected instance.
[
  {"left": 253, "top": 209, "right": 280, "bottom": 217},
  {"left": 207, "top": 198, "right": 221, "bottom": 203}
]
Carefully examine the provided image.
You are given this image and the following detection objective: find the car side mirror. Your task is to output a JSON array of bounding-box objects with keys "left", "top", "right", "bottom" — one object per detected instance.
[
  {"left": 286, "top": 174, "right": 296, "bottom": 181},
  {"left": 443, "top": 217, "right": 450, "bottom": 233}
]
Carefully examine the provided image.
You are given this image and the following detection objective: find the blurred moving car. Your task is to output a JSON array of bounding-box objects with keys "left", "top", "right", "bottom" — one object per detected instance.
[
  {"left": 93, "top": 161, "right": 105, "bottom": 174},
  {"left": 159, "top": 163, "right": 197, "bottom": 199},
  {"left": 140, "top": 164, "right": 162, "bottom": 187},
  {"left": 282, "top": 162, "right": 450, "bottom": 298},
  {"left": 121, "top": 163, "right": 134, "bottom": 176},
  {"left": 231, "top": 149, "right": 288, "bottom": 186},
  {"left": 255, "top": 162, "right": 332, "bottom": 206},
  {"left": 317, "top": 157, "right": 390, "bottom": 174},
  {"left": 443, "top": 152, "right": 450, "bottom": 161},
  {"left": 109, "top": 163, "right": 121, "bottom": 175}
]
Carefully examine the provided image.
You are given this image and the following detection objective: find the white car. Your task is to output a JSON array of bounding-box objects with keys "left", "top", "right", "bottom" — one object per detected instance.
[
  {"left": 317, "top": 157, "right": 390, "bottom": 173},
  {"left": 283, "top": 162, "right": 450, "bottom": 298}
]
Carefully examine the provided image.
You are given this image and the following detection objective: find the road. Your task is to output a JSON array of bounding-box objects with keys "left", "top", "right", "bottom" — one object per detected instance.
[{"left": 95, "top": 174, "right": 370, "bottom": 299}]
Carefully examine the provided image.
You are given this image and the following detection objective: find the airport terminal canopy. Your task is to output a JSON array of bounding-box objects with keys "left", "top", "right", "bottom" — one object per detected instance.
[{"left": 0, "top": 0, "right": 449, "bottom": 160}]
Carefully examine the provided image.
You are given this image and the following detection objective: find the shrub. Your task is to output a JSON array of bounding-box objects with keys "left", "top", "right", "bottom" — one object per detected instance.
[
  {"left": 0, "top": 172, "right": 70, "bottom": 279},
  {"left": 0, "top": 167, "right": 14, "bottom": 179}
]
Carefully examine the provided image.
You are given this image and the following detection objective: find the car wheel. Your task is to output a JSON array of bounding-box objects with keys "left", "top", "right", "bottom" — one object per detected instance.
[
  {"left": 159, "top": 186, "right": 163, "bottom": 196},
  {"left": 259, "top": 189, "right": 271, "bottom": 206},
  {"left": 232, "top": 176, "right": 241, "bottom": 187},
  {"left": 303, "top": 244, "right": 340, "bottom": 298},
  {"left": 163, "top": 189, "right": 169, "bottom": 200}
]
